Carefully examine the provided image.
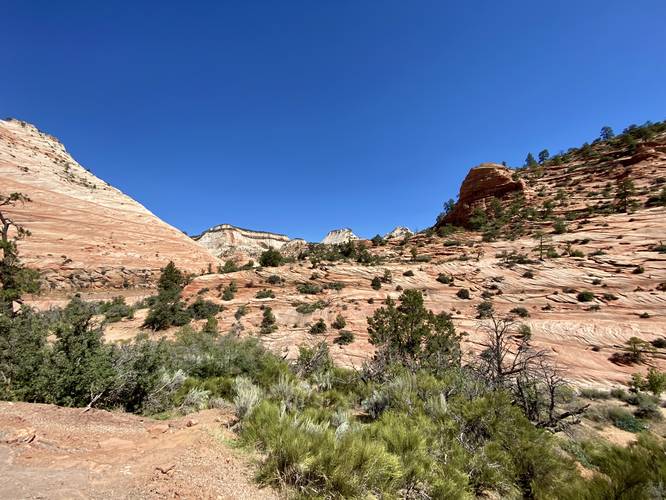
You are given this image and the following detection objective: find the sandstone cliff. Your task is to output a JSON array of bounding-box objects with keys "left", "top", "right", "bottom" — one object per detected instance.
[
  {"left": 440, "top": 163, "right": 525, "bottom": 227},
  {"left": 0, "top": 119, "right": 218, "bottom": 290}
]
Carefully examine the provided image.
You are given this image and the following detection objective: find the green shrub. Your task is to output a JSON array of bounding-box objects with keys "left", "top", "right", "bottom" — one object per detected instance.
[
  {"left": 309, "top": 318, "right": 327, "bottom": 335},
  {"left": 331, "top": 314, "right": 346, "bottom": 330},
  {"left": 579, "top": 388, "right": 610, "bottom": 400},
  {"left": 510, "top": 306, "right": 529, "bottom": 318},
  {"left": 371, "top": 276, "right": 382, "bottom": 290},
  {"left": 608, "top": 407, "right": 645, "bottom": 432},
  {"left": 259, "top": 248, "right": 283, "bottom": 267},
  {"left": 577, "top": 291, "right": 595, "bottom": 302},
  {"left": 143, "top": 262, "right": 192, "bottom": 330},
  {"left": 297, "top": 282, "right": 322, "bottom": 295},
  {"left": 266, "top": 275, "right": 283, "bottom": 285},
  {"left": 436, "top": 273, "right": 453, "bottom": 284},
  {"left": 456, "top": 288, "right": 470, "bottom": 300},
  {"left": 577, "top": 434, "right": 666, "bottom": 498},
  {"left": 221, "top": 260, "right": 238, "bottom": 273},
  {"left": 187, "top": 297, "right": 221, "bottom": 320},
  {"left": 476, "top": 300, "right": 494, "bottom": 319},
  {"left": 260, "top": 307, "right": 277, "bottom": 334},
  {"left": 325, "top": 281, "right": 345, "bottom": 291},
  {"left": 403, "top": 270, "right": 414, "bottom": 277},
  {"left": 295, "top": 300, "right": 328, "bottom": 314},
  {"left": 553, "top": 219, "right": 567, "bottom": 234},
  {"left": 234, "top": 304, "right": 248, "bottom": 319},
  {"left": 334, "top": 330, "right": 355, "bottom": 345},
  {"left": 222, "top": 283, "right": 236, "bottom": 301},
  {"left": 98, "top": 296, "right": 133, "bottom": 322},
  {"left": 255, "top": 289, "right": 275, "bottom": 299}
]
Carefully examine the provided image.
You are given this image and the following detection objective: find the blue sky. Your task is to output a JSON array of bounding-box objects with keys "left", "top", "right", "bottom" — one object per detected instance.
[{"left": 4, "top": 1, "right": 665, "bottom": 241}]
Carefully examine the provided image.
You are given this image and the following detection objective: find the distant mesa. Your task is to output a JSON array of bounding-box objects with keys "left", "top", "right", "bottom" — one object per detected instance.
[
  {"left": 321, "top": 228, "right": 359, "bottom": 245},
  {"left": 194, "top": 223, "right": 306, "bottom": 259},
  {"left": 384, "top": 226, "right": 413, "bottom": 240}
]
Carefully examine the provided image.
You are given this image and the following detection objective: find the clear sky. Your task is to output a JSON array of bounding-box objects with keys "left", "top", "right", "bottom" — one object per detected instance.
[{"left": 4, "top": 1, "right": 665, "bottom": 241}]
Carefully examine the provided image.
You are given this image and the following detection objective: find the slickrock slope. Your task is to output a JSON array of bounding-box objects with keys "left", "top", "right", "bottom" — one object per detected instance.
[
  {"left": 321, "top": 228, "right": 359, "bottom": 244},
  {"left": 165, "top": 205, "right": 665, "bottom": 389},
  {"left": 10, "top": 118, "right": 664, "bottom": 390},
  {"left": 0, "top": 119, "right": 218, "bottom": 290},
  {"left": 194, "top": 223, "right": 306, "bottom": 260},
  {"left": 139, "top": 127, "right": 663, "bottom": 389}
]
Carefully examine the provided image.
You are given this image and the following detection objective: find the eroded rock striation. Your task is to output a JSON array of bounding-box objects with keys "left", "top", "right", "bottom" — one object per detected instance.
[{"left": 0, "top": 118, "right": 218, "bottom": 290}]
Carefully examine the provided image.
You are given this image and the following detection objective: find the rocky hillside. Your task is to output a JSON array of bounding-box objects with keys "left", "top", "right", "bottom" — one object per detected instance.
[
  {"left": 102, "top": 121, "right": 665, "bottom": 389},
  {"left": 193, "top": 223, "right": 306, "bottom": 261},
  {"left": 0, "top": 119, "right": 218, "bottom": 290},
  {"left": 6, "top": 118, "right": 665, "bottom": 389}
]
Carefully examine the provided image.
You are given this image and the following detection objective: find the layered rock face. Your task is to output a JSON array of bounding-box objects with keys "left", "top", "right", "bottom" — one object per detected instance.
[
  {"left": 440, "top": 163, "right": 525, "bottom": 227},
  {"left": 321, "top": 228, "right": 359, "bottom": 244},
  {"left": 194, "top": 223, "right": 305, "bottom": 260},
  {"left": 0, "top": 119, "right": 218, "bottom": 290}
]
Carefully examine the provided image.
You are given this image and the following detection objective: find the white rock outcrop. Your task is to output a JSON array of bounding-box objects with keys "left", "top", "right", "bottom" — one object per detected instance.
[
  {"left": 194, "top": 224, "right": 299, "bottom": 259},
  {"left": 384, "top": 226, "right": 413, "bottom": 240},
  {"left": 321, "top": 228, "right": 359, "bottom": 245}
]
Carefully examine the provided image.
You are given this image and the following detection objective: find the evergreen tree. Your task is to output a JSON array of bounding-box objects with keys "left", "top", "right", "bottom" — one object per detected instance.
[
  {"left": 538, "top": 149, "right": 550, "bottom": 164},
  {"left": 47, "top": 297, "right": 114, "bottom": 407},
  {"left": 600, "top": 126, "right": 615, "bottom": 141},
  {"left": 259, "top": 247, "right": 283, "bottom": 267},
  {"left": 371, "top": 234, "right": 384, "bottom": 246},
  {"left": 260, "top": 306, "right": 277, "bottom": 334},
  {"left": 144, "top": 262, "right": 191, "bottom": 330},
  {"left": 524, "top": 152, "right": 537, "bottom": 167},
  {"left": 371, "top": 276, "right": 382, "bottom": 290},
  {"left": 615, "top": 178, "right": 637, "bottom": 213},
  {"left": 367, "top": 289, "right": 462, "bottom": 374},
  {"left": 0, "top": 192, "right": 40, "bottom": 316},
  {"left": 158, "top": 261, "right": 186, "bottom": 295}
]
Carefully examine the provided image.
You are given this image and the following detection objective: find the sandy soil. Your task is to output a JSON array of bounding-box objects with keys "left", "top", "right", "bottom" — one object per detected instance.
[{"left": 0, "top": 402, "right": 276, "bottom": 499}]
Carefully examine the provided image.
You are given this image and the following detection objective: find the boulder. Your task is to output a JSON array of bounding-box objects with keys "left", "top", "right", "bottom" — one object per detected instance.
[{"left": 439, "top": 163, "right": 524, "bottom": 228}]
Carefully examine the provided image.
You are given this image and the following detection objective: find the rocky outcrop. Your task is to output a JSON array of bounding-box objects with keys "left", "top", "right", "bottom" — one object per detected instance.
[
  {"left": 0, "top": 118, "right": 218, "bottom": 290},
  {"left": 321, "top": 228, "right": 359, "bottom": 245},
  {"left": 194, "top": 224, "right": 303, "bottom": 259},
  {"left": 384, "top": 226, "right": 413, "bottom": 240},
  {"left": 439, "top": 163, "right": 525, "bottom": 227}
]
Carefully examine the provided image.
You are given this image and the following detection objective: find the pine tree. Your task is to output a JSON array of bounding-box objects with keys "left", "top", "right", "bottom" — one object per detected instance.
[
  {"left": 615, "top": 178, "right": 637, "bottom": 213},
  {"left": 538, "top": 149, "right": 550, "bottom": 164},
  {"left": 367, "top": 289, "right": 462, "bottom": 374},
  {"left": 600, "top": 126, "right": 615, "bottom": 141},
  {"left": 525, "top": 153, "right": 537, "bottom": 167},
  {"left": 260, "top": 306, "right": 277, "bottom": 334},
  {"left": 0, "top": 192, "right": 40, "bottom": 316}
]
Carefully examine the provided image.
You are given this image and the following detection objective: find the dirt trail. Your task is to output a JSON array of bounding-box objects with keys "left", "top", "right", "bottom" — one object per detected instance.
[{"left": 0, "top": 402, "right": 276, "bottom": 499}]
